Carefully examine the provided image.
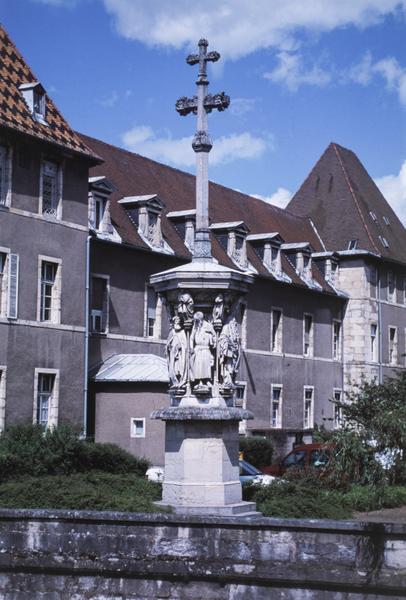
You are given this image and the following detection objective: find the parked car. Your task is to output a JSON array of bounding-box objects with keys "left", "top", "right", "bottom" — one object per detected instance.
[
  {"left": 262, "top": 443, "right": 333, "bottom": 477},
  {"left": 146, "top": 460, "right": 275, "bottom": 486}
]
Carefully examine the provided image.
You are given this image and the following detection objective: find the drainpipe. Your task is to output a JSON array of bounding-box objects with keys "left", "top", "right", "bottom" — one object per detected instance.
[{"left": 83, "top": 235, "right": 91, "bottom": 439}]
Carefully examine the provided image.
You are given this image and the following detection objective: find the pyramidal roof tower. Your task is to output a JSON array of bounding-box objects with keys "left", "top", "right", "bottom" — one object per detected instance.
[{"left": 288, "top": 142, "right": 406, "bottom": 265}]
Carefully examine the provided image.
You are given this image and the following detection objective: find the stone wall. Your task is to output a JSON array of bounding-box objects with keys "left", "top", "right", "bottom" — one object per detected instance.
[{"left": 0, "top": 509, "right": 404, "bottom": 599}]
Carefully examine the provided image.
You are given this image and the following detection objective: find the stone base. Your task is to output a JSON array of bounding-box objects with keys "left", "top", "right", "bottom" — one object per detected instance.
[{"left": 155, "top": 500, "right": 260, "bottom": 517}]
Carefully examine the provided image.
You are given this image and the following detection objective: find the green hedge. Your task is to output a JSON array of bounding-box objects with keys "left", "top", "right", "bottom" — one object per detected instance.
[
  {"left": 0, "top": 425, "right": 149, "bottom": 482},
  {"left": 239, "top": 436, "right": 273, "bottom": 468}
]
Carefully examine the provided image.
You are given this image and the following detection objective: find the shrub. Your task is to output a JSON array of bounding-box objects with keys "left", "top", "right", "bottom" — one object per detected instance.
[
  {"left": 0, "top": 424, "right": 149, "bottom": 481},
  {"left": 239, "top": 437, "right": 273, "bottom": 468},
  {"left": 0, "top": 473, "right": 164, "bottom": 512}
]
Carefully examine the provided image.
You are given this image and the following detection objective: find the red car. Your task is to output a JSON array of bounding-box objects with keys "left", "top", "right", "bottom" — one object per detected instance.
[{"left": 262, "top": 443, "right": 332, "bottom": 476}]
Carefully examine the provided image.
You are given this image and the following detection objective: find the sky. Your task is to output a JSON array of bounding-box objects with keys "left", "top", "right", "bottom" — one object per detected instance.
[{"left": 1, "top": 0, "right": 406, "bottom": 223}]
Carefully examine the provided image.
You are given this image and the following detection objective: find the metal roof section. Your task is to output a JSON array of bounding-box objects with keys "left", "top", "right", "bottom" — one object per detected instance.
[
  {"left": 93, "top": 354, "right": 169, "bottom": 383},
  {"left": 281, "top": 242, "right": 311, "bottom": 251},
  {"left": 166, "top": 209, "right": 196, "bottom": 218},
  {"left": 118, "top": 195, "right": 160, "bottom": 205},
  {"left": 246, "top": 232, "right": 281, "bottom": 242}
]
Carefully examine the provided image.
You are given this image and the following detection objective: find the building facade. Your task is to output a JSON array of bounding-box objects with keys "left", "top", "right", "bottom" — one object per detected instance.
[{"left": 0, "top": 26, "right": 405, "bottom": 464}]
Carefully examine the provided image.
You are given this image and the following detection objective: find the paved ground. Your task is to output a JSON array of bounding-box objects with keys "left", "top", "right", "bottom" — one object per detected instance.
[{"left": 353, "top": 505, "right": 406, "bottom": 523}]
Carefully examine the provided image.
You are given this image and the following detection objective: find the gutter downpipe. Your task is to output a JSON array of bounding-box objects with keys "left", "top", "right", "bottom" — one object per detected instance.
[{"left": 83, "top": 234, "right": 91, "bottom": 439}]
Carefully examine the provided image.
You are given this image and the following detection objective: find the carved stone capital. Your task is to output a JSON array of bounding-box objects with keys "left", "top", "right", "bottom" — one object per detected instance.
[{"left": 192, "top": 131, "right": 213, "bottom": 153}]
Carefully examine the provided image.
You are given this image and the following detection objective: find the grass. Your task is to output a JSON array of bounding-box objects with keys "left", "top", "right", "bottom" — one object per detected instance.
[{"left": 0, "top": 472, "right": 165, "bottom": 513}]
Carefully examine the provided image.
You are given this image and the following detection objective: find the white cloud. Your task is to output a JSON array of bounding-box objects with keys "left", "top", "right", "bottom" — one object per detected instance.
[
  {"left": 122, "top": 125, "right": 268, "bottom": 168},
  {"left": 374, "top": 161, "right": 406, "bottom": 226},
  {"left": 229, "top": 98, "right": 257, "bottom": 117},
  {"left": 99, "top": 90, "right": 119, "bottom": 108},
  {"left": 264, "top": 51, "right": 331, "bottom": 91},
  {"left": 32, "top": 0, "right": 80, "bottom": 6},
  {"left": 102, "top": 0, "right": 405, "bottom": 60},
  {"left": 251, "top": 187, "right": 292, "bottom": 209}
]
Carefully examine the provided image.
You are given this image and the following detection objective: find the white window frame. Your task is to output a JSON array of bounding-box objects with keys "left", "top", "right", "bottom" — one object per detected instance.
[
  {"left": 144, "top": 285, "right": 162, "bottom": 339},
  {"left": 0, "top": 366, "right": 6, "bottom": 433},
  {"left": 39, "top": 159, "right": 63, "bottom": 219},
  {"left": 0, "top": 247, "right": 9, "bottom": 317},
  {"left": 270, "top": 384, "right": 283, "bottom": 428},
  {"left": 388, "top": 326, "right": 398, "bottom": 365},
  {"left": 235, "top": 381, "right": 247, "bottom": 434},
  {"left": 90, "top": 273, "right": 110, "bottom": 334},
  {"left": 33, "top": 368, "right": 59, "bottom": 428},
  {"left": 37, "top": 256, "right": 62, "bottom": 324},
  {"left": 303, "top": 313, "right": 314, "bottom": 357},
  {"left": 332, "top": 319, "right": 342, "bottom": 361},
  {"left": 270, "top": 307, "right": 283, "bottom": 354},
  {"left": 0, "top": 246, "right": 19, "bottom": 320},
  {"left": 387, "top": 271, "right": 396, "bottom": 303},
  {"left": 130, "top": 417, "right": 146, "bottom": 438},
  {"left": 333, "top": 388, "right": 342, "bottom": 429},
  {"left": 370, "top": 323, "right": 378, "bottom": 363},
  {"left": 303, "top": 386, "right": 314, "bottom": 430}
]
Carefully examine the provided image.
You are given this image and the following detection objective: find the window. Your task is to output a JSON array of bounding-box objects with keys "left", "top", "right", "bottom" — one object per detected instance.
[
  {"left": 383, "top": 216, "right": 390, "bottom": 226},
  {"left": 303, "top": 314, "right": 313, "bottom": 357},
  {"left": 130, "top": 418, "right": 145, "bottom": 438},
  {"left": 91, "top": 275, "right": 109, "bottom": 333},
  {"left": 0, "top": 367, "right": 6, "bottom": 433},
  {"left": 0, "top": 252, "right": 6, "bottom": 316},
  {"left": 39, "top": 259, "right": 61, "bottom": 323},
  {"left": 348, "top": 239, "right": 358, "bottom": 250},
  {"left": 40, "top": 160, "right": 61, "bottom": 218},
  {"left": 0, "top": 145, "right": 7, "bottom": 206},
  {"left": 404, "top": 277, "right": 406, "bottom": 305},
  {"left": 34, "top": 370, "right": 59, "bottom": 428},
  {"left": 388, "top": 271, "right": 396, "bottom": 302},
  {"left": 94, "top": 195, "right": 107, "bottom": 231},
  {"left": 33, "top": 88, "right": 45, "bottom": 117},
  {"left": 333, "top": 389, "right": 342, "bottom": 429},
  {"left": 270, "top": 385, "right": 282, "bottom": 428},
  {"left": 332, "top": 320, "right": 341, "bottom": 360},
  {"left": 303, "top": 387, "right": 314, "bottom": 429},
  {"left": 389, "top": 327, "right": 398, "bottom": 365},
  {"left": 235, "top": 382, "right": 246, "bottom": 408},
  {"left": 369, "top": 211, "right": 377, "bottom": 222},
  {"left": 20, "top": 82, "right": 47, "bottom": 123},
  {"left": 370, "top": 323, "right": 378, "bottom": 362},
  {"left": 379, "top": 235, "right": 389, "bottom": 248},
  {"left": 271, "top": 308, "right": 282, "bottom": 353},
  {"left": 369, "top": 265, "right": 378, "bottom": 299},
  {"left": 145, "top": 285, "right": 161, "bottom": 338}
]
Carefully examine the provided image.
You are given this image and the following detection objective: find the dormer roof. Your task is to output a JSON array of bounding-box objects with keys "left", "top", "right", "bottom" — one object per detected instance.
[
  {"left": 210, "top": 221, "right": 249, "bottom": 233},
  {"left": 167, "top": 209, "right": 196, "bottom": 219},
  {"left": 247, "top": 232, "right": 283, "bottom": 244},
  {"left": 0, "top": 24, "right": 100, "bottom": 162},
  {"left": 89, "top": 176, "right": 115, "bottom": 194},
  {"left": 118, "top": 194, "right": 164, "bottom": 210},
  {"left": 280, "top": 242, "right": 311, "bottom": 252}
]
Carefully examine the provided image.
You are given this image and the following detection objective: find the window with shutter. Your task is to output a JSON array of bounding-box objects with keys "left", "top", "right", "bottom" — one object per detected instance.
[
  {"left": 7, "top": 253, "right": 19, "bottom": 319},
  {"left": 0, "top": 146, "right": 6, "bottom": 205},
  {"left": 90, "top": 276, "right": 108, "bottom": 333}
]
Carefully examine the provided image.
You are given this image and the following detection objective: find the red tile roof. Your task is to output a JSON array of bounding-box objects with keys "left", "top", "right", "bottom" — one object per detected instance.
[
  {"left": 0, "top": 24, "right": 99, "bottom": 162},
  {"left": 288, "top": 143, "right": 406, "bottom": 265},
  {"left": 80, "top": 133, "right": 335, "bottom": 294}
]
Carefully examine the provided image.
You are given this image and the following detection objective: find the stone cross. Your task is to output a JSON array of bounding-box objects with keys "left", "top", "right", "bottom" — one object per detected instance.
[{"left": 176, "top": 39, "right": 230, "bottom": 260}]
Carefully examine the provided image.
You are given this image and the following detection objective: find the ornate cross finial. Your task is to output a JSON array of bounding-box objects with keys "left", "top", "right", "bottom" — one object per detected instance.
[{"left": 176, "top": 39, "right": 230, "bottom": 260}]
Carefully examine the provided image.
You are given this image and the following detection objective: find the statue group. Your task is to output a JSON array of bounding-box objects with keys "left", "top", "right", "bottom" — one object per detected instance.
[{"left": 166, "top": 292, "right": 241, "bottom": 397}]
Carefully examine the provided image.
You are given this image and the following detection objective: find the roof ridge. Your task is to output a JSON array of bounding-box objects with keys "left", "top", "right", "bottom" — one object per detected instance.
[{"left": 332, "top": 143, "right": 380, "bottom": 255}]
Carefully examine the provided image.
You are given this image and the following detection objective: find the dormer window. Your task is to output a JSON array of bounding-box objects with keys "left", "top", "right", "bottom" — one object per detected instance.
[
  {"left": 379, "top": 235, "right": 389, "bottom": 248},
  {"left": 348, "top": 239, "right": 358, "bottom": 250},
  {"left": 383, "top": 216, "right": 390, "bottom": 226},
  {"left": 88, "top": 176, "right": 116, "bottom": 238},
  {"left": 119, "top": 195, "right": 173, "bottom": 254},
  {"left": 246, "top": 232, "right": 284, "bottom": 277},
  {"left": 210, "top": 221, "right": 249, "bottom": 270},
  {"left": 369, "top": 211, "right": 377, "bottom": 222},
  {"left": 19, "top": 82, "right": 47, "bottom": 125},
  {"left": 167, "top": 209, "right": 196, "bottom": 253}
]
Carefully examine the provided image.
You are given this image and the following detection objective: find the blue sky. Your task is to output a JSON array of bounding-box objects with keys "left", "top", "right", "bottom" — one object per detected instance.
[{"left": 1, "top": 0, "right": 406, "bottom": 222}]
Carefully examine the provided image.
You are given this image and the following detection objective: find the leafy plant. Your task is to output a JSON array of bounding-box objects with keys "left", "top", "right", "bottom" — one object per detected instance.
[{"left": 239, "top": 436, "right": 273, "bottom": 468}]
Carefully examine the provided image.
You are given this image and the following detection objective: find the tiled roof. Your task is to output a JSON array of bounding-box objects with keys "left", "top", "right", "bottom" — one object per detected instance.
[
  {"left": 0, "top": 24, "right": 100, "bottom": 162},
  {"left": 80, "top": 133, "right": 336, "bottom": 294},
  {"left": 288, "top": 143, "right": 406, "bottom": 265}
]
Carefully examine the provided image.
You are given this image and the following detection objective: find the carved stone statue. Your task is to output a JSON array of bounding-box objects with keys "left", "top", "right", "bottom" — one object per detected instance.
[
  {"left": 166, "top": 316, "right": 187, "bottom": 389},
  {"left": 177, "top": 292, "right": 194, "bottom": 321},
  {"left": 212, "top": 293, "right": 225, "bottom": 323},
  {"left": 218, "top": 312, "right": 241, "bottom": 389},
  {"left": 190, "top": 311, "right": 215, "bottom": 391}
]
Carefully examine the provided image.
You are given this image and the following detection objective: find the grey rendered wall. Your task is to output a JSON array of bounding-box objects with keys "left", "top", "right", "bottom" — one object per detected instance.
[
  {"left": 95, "top": 382, "right": 168, "bottom": 465},
  {"left": 0, "top": 134, "right": 89, "bottom": 429},
  {"left": 0, "top": 509, "right": 404, "bottom": 599}
]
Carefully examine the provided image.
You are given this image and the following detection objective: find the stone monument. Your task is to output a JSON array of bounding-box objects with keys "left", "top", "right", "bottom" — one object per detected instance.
[{"left": 151, "top": 39, "right": 256, "bottom": 516}]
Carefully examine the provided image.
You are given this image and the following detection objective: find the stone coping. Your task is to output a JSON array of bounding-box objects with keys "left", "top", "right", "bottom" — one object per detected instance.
[
  {"left": 0, "top": 508, "right": 404, "bottom": 536},
  {"left": 151, "top": 406, "right": 253, "bottom": 421}
]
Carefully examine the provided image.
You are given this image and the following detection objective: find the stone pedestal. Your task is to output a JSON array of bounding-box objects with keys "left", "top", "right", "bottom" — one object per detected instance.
[{"left": 152, "top": 406, "right": 257, "bottom": 516}]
